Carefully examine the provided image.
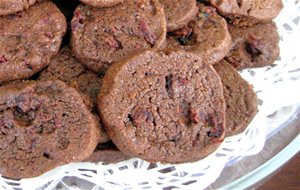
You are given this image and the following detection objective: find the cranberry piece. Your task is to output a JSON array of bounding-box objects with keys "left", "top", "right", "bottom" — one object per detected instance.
[
  {"left": 132, "top": 109, "right": 153, "bottom": 125},
  {"left": 138, "top": 21, "right": 156, "bottom": 46}
]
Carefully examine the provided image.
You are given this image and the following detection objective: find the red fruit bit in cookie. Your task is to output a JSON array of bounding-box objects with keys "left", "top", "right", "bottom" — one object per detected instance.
[
  {"left": 138, "top": 21, "right": 156, "bottom": 46},
  {"left": 189, "top": 110, "right": 200, "bottom": 124},
  {"left": 179, "top": 77, "right": 188, "bottom": 85},
  {"left": 172, "top": 27, "right": 193, "bottom": 37},
  {"left": 44, "top": 32, "right": 54, "bottom": 39},
  {"left": 72, "top": 10, "right": 84, "bottom": 31},
  {"left": 171, "top": 27, "right": 193, "bottom": 45},
  {"left": 132, "top": 109, "right": 153, "bottom": 125},
  {"left": 104, "top": 36, "right": 122, "bottom": 50},
  {"left": 202, "top": 6, "right": 216, "bottom": 14},
  {"left": 0, "top": 55, "right": 7, "bottom": 63},
  {"left": 43, "top": 14, "right": 52, "bottom": 25}
]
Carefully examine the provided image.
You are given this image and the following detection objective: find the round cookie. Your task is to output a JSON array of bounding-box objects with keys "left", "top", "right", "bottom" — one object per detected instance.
[
  {"left": 214, "top": 60, "right": 258, "bottom": 137},
  {"left": 0, "top": 80, "right": 99, "bottom": 179},
  {"left": 85, "top": 142, "right": 130, "bottom": 163},
  {"left": 166, "top": 4, "right": 231, "bottom": 64},
  {"left": 80, "top": 0, "right": 124, "bottom": 8},
  {"left": 71, "top": 0, "right": 166, "bottom": 72},
  {"left": 160, "top": 0, "right": 198, "bottom": 31},
  {"left": 39, "top": 47, "right": 110, "bottom": 143},
  {"left": 0, "top": 0, "right": 39, "bottom": 16},
  {"left": 98, "top": 50, "right": 226, "bottom": 163},
  {"left": 209, "top": 0, "right": 283, "bottom": 26},
  {"left": 0, "top": 1, "right": 67, "bottom": 84},
  {"left": 225, "top": 22, "right": 280, "bottom": 70}
]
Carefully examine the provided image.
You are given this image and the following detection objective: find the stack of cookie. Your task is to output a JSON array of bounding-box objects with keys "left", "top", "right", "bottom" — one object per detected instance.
[{"left": 0, "top": 0, "right": 282, "bottom": 179}]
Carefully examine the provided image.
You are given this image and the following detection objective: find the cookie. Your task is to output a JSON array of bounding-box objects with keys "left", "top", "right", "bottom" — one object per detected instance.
[
  {"left": 209, "top": 0, "right": 283, "bottom": 26},
  {"left": 0, "top": 0, "right": 40, "bottom": 16},
  {"left": 0, "top": 80, "right": 99, "bottom": 179},
  {"left": 167, "top": 4, "right": 231, "bottom": 64},
  {"left": 39, "top": 47, "right": 110, "bottom": 143},
  {"left": 0, "top": 1, "right": 67, "bottom": 84},
  {"left": 214, "top": 60, "right": 258, "bottom": 137},
  {"left": 85, "top": 142, "right": 130, "bottom": 163},
  {"left": 71, "top": 0, "right": 166, "bottom": 72},
  {"left": 80, "top": 0, "right": 124, "bottom": 8},
  {"left": 39, "top": 47, "right": 102, "bottom": 106},
  {"left": 225, "top": 22, "right": 280, "bottom": 70},
  {"left": 98, "top": 50, "right": 226, "bottom": 163},
  {"left": 160, "top": 0, "right": 198, "bottom": 31}
]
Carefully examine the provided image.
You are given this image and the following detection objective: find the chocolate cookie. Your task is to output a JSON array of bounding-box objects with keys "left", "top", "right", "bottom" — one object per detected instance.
[
  {"left": 98, "top": 50, "right": 226, "bottom": 163},
  {"left": 86, "top": 149, "right": 129, "bottom": 163},
  {"left": 80, "top": 0, "right": 124, "bottom": 8},
  {"left": 0, "top": 0, "right": 39, "bottom": 16},
  {"left": 0, "top": 1, "right": 67, "bottom": 84},
  {"left": 85, "top": 142, "right": 130, "bottom": 163},
  {"left": 71, "top": 0, "right": 166, "bottom": 72},
  {"left": 39, "top": 47, "right": 110, "bottom": 143},
  {"left": 0, "top": 80, "right": 99, "bottom": 179},
  {"left": 214, "top": 60, "right": 258, "bottom": 137},
  {"left": 209, "top": 0, "right": 283, "bottom": 26},
  {"left": 225, "top": 22, "right": 280, "bottom": 70},
  {"left": 167, "top": 4, "right": 231, "bottom": 64},
  {"left": 160, "top": 0, "right": 198, "bottom": 31}
]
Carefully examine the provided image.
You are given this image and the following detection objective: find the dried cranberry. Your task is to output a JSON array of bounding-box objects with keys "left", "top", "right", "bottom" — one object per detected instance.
[
  {"left": 104, "top": 36, "right": 122, "bottom": 50},
  {"left": 138, "top": 21, "right": 156, "bottom": 46},
  {"left": 132, "top": 109, "right": 153, "bottom": 125},
  {"left": 189, "top": 109, "right": 200, "bottom": 124},
  {"left": 179, "top": 78, "right": 188, "bottom": 85},
  {"left": 44, "top": 32, "right": 54, "bottom": 39},
  {"left": 0, "top": 55, "right": 7, "bottom": 63}
]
